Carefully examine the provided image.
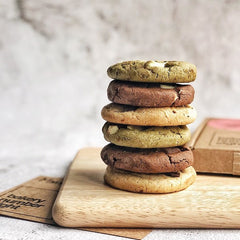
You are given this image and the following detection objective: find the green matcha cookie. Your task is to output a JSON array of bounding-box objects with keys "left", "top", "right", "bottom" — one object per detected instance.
[
  {"left": 102, "top": 122, "right": 191, "bottom": 148},
  {"left": 107, "top": 60, "right": 197, "bottom": 83}
]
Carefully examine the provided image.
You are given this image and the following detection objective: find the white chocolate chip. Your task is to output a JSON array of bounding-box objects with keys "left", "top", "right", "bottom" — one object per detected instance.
[
  {"left": 108, "top": 125, "right": 119, "bottom": 134},
  {"left": 148, "top": 61, "right": 166, "bottom": 68},
  {"left": 160, "top": 84, "right": 175, "bottom": 89}
]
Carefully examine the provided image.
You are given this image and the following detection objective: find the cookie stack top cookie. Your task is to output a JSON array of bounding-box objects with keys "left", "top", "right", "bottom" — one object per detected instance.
[{"left": 107, "top": 60, "right": 196, "bottom": 83}]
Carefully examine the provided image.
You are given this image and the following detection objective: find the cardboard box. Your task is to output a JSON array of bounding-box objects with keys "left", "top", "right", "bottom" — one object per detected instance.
[{"left": 188, "top": 118, "right": 240, "bottom": 176}]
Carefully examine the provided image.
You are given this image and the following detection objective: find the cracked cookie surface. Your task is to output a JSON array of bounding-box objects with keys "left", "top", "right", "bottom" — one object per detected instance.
[
  {"left": 101, "top": 144, "right": 193, "bottom": 173},
  {"left": 107, "top": 80, "right": 195, "bottom": 107},
  {"left": 102, "top": 122, "right": 191, "bottom": 148},
  {"left": 101, "top": 103, "right": 196, "bottom": 126},
  {"left": 104, "top": 166, "right": 196, "bottom": 193},
  {"left": 107, "top": 60, "right": 197, "bottom": 83}
]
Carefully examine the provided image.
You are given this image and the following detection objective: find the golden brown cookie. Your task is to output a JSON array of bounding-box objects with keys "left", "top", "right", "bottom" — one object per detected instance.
[
  {"left": 101, "top": 144, "right": 194, "bottom": 173},
  {"left": 104, "top": 166, "right": 196, "bottom": 193},
  {"left": 107, "top": 60, "right": 197, "bottom": 83},
  {"left": 101, "top": 103, "right": 197, "bottom": 126},
  {"left": 102, "top": 122, "right": 191, "bottom": 148}
]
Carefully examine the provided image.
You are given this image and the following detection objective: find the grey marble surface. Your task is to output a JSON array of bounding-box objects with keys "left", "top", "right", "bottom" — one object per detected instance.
[{"left": 0, "top": 0, "right": 240, "bottom": 239}]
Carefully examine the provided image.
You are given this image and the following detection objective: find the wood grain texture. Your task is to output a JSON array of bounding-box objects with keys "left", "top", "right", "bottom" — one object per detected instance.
[{"left": 52, "top": 148, "right": 240, "bottom": 228}]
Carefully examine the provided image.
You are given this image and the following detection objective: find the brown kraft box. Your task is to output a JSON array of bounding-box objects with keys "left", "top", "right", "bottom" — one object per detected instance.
[{"left": 188, "top": 118, "right": 240, "bottom": 176}]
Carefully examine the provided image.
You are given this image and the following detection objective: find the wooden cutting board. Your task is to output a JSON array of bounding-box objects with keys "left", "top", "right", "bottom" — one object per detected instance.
[{"left": 52, "top": 148, "right": 240, "bottom": 228}]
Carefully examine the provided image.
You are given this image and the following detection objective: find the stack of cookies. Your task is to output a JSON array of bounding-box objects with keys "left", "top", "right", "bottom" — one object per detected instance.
[{"left": 101, "top": 60, "right": 197, "bottom": 193}]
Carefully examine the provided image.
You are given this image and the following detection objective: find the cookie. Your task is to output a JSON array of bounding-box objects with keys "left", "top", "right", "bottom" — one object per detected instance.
[
  {"left": 107, "top": 80, "right": 195, "bottom": 107},
  {"left": 104, "top": 166, "right": 196, "bottom": 193},
  {"left": 101, "top": 103, "right": 196, "bottom": 126},
  {"left": 107, "top": 60, "right": 197, "bottom": 83},
  {"left": 101, "top": 144, "right": 194, "bottom": 173},
  {"left": 102, "top": 122, "right": 191, "bottom": 148}
]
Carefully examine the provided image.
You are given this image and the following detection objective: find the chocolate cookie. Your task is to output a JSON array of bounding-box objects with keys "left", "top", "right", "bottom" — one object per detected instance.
[
  {"left": 101, "top": 103, "right": 197, "bottom": 126},
  {"left": 101, "top": 144, "right": 193, "bottom": 173},
  {"left": 107, "top": 80, "right": 195, "bottom": 107},
  {"left": 107, "top": 60, "right": 197, "bottom": 83},
  {"left": 102, "top": 122, "right": 191, "bottom": 148},
  {"left": 104, "top": 166, "right": 196, "bottom": 193}
]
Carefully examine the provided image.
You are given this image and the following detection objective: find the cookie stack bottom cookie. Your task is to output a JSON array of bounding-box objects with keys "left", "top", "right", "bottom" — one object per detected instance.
[{"left": 101, "top": 60, "right": 197, "bottom": 193}]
